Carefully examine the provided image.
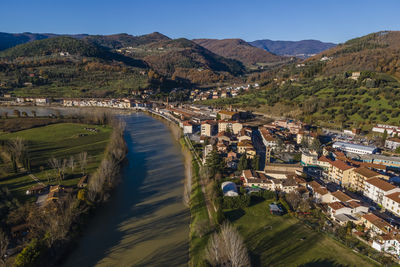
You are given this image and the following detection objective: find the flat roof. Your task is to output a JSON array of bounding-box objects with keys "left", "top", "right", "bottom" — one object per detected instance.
[{"left": 333, "top": 141, "right": 377, "bottom": 152}]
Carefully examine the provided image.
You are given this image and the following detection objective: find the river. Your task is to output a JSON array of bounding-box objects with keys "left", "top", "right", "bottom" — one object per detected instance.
[{"left": 62, "top": 112, "right": 189, "bottom": 266}]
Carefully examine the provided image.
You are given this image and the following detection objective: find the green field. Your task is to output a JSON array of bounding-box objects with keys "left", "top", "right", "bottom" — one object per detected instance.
[
  {"left": 0, "top": 122, "right": 112, "bottom": 200},
  {"left": 225, "top": 201, "right": 378, "bottom": 267}
]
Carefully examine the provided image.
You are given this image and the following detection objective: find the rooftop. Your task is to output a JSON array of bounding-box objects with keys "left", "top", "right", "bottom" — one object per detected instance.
[
  {"left": 331, "top": 191, "right": 353, "bottom": 202},
  {"left": 330, "top": 160, "right": 353, "bottom": 171},
  {"left": 333, "top": 141, "right": 377, "bottom": 153},
  {"left": 365, "top": 177, "right": 397, "bottom": 192},
  {"left": 353, "top": 167, "right": 380, "bottom": 178}
]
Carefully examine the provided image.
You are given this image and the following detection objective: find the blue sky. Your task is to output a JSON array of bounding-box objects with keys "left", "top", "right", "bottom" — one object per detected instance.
[{"left": 1, "top": 0, "right": 400, "bottom": 43}]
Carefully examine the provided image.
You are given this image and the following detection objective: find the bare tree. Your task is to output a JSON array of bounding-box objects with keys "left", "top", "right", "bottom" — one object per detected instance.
[
  {"left": 220, "top": 223, "right": 250, "bottom": 267},
  {"left": 0, "top": 229, "right": 9, "bottom": 265},
  {"left": 286, "top": 191, "right": 301, "bottom": 211},
  {"left": 8, "top": 137, "right": 28, "bottom": 171},
  {"left": 78, "top": 152, "right": 88, "bottom": 176},
  {"left": 206, "top": 222, "right": 250, "bottom": 267},
  {"left": 68, "top": 155, "right": 75, "bottom": 173},
  {"left": 48, "top": 157, "right": 67, "bottom": 183}
]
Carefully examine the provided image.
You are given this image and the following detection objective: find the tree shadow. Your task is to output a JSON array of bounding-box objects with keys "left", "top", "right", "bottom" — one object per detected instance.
[{"left": 225, "top": 208, "right": 245, "bottom": 222}]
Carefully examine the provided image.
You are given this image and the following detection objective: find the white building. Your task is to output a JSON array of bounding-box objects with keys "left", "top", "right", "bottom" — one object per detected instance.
[
  {"left": 332, "top": 141, "right": 377, "bottom": 155},
  {"left": 385, "top": 138, "right": 400, "bottom": 151},
  {"left": 363, "top": 178, "right": 400, "bottom": 205},
  {"left": 383, "top": 192, "right": 400, "bottom": 217}
]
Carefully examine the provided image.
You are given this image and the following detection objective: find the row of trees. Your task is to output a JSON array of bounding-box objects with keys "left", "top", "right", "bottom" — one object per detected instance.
[{"left": 87, "top": 120, "right": 127, "bottom": 203}]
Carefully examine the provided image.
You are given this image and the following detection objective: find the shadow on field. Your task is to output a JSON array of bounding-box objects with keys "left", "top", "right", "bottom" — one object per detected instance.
[
  {"left": 225, "top": 208, "right": 245, "bottom": 222},
  {"left": 298, "top": 259, "right": 348, "bottom": 267}
]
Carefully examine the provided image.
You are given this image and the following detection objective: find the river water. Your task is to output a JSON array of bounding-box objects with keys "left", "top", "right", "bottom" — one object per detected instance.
[{"left": 62, "top": 112, "right": 189, "bottom": 266}]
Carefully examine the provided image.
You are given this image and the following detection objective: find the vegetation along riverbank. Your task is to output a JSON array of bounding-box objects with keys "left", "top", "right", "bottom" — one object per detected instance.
[{"left": 0, "top": 109, "right": 127, "bottom": 267}]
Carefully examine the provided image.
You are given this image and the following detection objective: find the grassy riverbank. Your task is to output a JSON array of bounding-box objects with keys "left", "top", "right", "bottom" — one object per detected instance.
[
  {"left": 0, "top": 122, "right": 112, "bottom": 201},
  {"left": 188, "top": 159, "right": 211, "bottom": 267}
]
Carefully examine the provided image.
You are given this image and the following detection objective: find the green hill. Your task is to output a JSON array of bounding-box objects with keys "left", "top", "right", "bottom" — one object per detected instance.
[
  {"left": 307, "top": 31, "right": 400, "bottom": 77},
  {"left": 83, "top": 32, "right": 170, "bottom": 49}
]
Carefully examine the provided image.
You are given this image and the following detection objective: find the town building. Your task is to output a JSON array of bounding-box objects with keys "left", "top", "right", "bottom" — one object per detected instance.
[
  {"left": 218, "top": 110, "right": 239, "bottom": 121},
  {"left": 328, "top": 160, "right": 354, "bottom": 186},
  {"left": 383, "top": 192, "right": 400, "bottom": 217},
  {"left": 350, "top": 167, "right": 389, "bottom": 192},
  {"left": 332, "top": 141, "right": 377, "bottom": 155},
  {"left": 385, "top": 138, "right": 400, "bottom": 151},
  {"left": 201, "top": 120, "right": 217, "bottom": 137},
  {"left": 363, "top": 178, "right": 400, "bottom": 205}
]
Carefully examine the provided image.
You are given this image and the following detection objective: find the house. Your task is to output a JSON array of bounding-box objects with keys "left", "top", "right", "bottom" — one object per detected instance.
[
  {"left": 242, "top": 170, "right": 274, "bottom": 190},
  {"left": 218, "top": 121, "right": 243, "bottom": 134},
  {"left": 259, "top": 128, "right": 277, "bottom": 149},
  {"left": 237, "top": 140, "right": 254, "bottom": 154},
  {"left": 183, "top": 121, "right": 194, "bottom": 134},
  {"left": 350, "top": 167, "right": 389, "bottom": 192},
  {"left": 372, "top": 233, "right": 400, "bottom": 256},
  {"left": 218, "top": 110, "right": 239, "bottom": 121},
  {"left": 331, "top": 190, "right": 356, "bottom": 203},
  {"left": 317, "top": 155, "right": 333, "bottom": 171},
  {"left": 385, "top": 138, "right": 400, "bottom": 151},
  {"left": 363, "top": 178, "right": 400, "bottom": 205},
  {"left": 201, "top": 120, "right": 217, "bottom": 137},
  {"left": 328, "top": 160, "right": 354, "bottom": 186},
  {"left": 361, "top": 213, "right": 391, "bottom": 236},
  {"left": 301, "top": 151, "right": 318, "bottom": 167},
  {"left": 383, "top": 192, "right": 400, "bottom": 217},
  {"left": 241, "top": 170, "right": 298, "bottom": 192},
  {"left": 349, "top": 72, "right": 360, "bottom": 80},
  {"left": 327, "top": 202, "right": 352, "bottom": 218}
]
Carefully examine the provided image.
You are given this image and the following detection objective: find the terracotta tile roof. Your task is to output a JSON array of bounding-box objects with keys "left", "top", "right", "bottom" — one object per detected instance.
[
  {"left": 388, "top": 138, "right": 400, "bottom": 143},
  {"left": 362, "top": 213, "right": 391, "bottom": 231},
  {"left": 328, "top": 201, "right": 346, "bottom": 210},
  {"left": 365, "top": 177, "right": 397, "bottom": 192},
  {"left": 331, "top": 191, "right": 353, "bottom": 202},
  {"left": 318, "top": 156, "right": 333, "bottom": 163},
  {"left": 308, "top": 181, "right": 329, "bottom": 195},
  {"left": 385, "top": 191, "right": 400, "bottom": 204},
  {"left": 353, "top": 167, "right": 380, "bottom": 178},
  {"left": 330, "top": 160, "right": 353, "bottom": 171},
  {"left": 347, "top": 200, "right": 361, "bottom": 208}
]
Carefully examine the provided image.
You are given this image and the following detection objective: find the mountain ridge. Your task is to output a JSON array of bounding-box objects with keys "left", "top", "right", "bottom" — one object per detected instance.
[{"left": 250, "top": 39, "right": 336, "bottom": 58}]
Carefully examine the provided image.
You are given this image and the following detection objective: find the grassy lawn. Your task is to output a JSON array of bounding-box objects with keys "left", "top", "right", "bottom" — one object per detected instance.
[
  {"left": 225, "top": 201, "right": 378, "bottom": 267},
  {"left": 0, "top": 122, "right": 112, "bottom": 200},
  {"left": 189, "top": 159, "right": 211, "bottom": 267}
]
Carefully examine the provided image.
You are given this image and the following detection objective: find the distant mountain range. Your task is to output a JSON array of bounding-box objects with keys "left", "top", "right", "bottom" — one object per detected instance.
[{"left": 249, "top": 39, "right": 336, "bottom": 58}]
